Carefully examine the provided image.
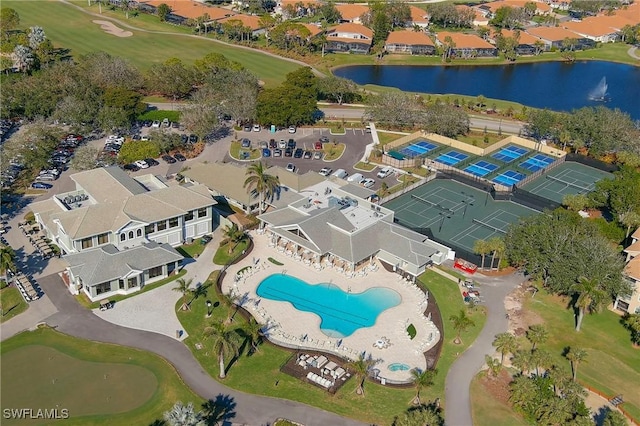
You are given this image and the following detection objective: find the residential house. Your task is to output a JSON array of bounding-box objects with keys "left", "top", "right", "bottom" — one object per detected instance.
[
  {"left": 613, "top": 228, "right": 640, "bottom": 315},
  {"left": 561, "top": 14, "right": 636, "bottom": 43},
  {"left": 408, "top": 6, "right": 430, "bottom": 29},
  {"left": 525, "top": 26, "right": 594, "bottom": 50},
  {"left": 385, "top": 31, "right": 435, "bottom": 55},
  {"left": 457, "top": 5, "right": 490, "bottom": 27},
  {"left": 477, "top": 0, "right": 551, "bottom": 17},
  {"left": 436, "top": 31, "right": 497, "bottom": 58},
  {"left": 335, "top": 4, "right": 370, "bottom": 24},
  {"left": 64, "top": 242, "right": 183, "bottom": 301},
  {"left": 218, "top": 14, "right": 265, "bottom": 37},
  {"left": 326, "top": 23, "right": 373, "bottom": 54},
  {"left": 491, "top": 29, "right": 542, "bottom": 55},
  {"left": 140, "top": 0, "right": 236, "bottom": 23},
  {"left": 277, "top": 0, "right": 320, "bottom": 18},
  {"left": 29, "top": 166, "right": 216, "bottom": 254}
]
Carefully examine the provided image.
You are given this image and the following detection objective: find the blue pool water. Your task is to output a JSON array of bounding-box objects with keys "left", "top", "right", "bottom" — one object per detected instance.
[
  {"left": 434, "top": 150, "right": 468, "bottom": 166},
  {"left": 492, "top": 146, "right": 529, "bottom": 163},
  {"left": 256, "top": 274, "right": 401, "bottom": 338},
  {"left": 388, "top": 363, "right": 410, "bottom": 371}
]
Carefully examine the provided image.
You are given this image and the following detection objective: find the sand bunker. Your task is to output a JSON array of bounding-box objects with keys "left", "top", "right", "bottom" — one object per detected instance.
[{"left": 93, "top": 20, "right": 133, "bottom": 38}]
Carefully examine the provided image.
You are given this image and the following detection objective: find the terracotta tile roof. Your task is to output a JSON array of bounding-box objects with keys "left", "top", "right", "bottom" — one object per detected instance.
[
  {"left": 526, "top": 26, "right": 580, "bottom": 41},
  {"left": 632, "top": 227, "right": 640, "bottom": 240},
  {"left": 299, "top": 23, "right": 323, "bottom": 37},
  {"left": 625, "top": 240, "right": 640, "bottom": 255},
  {"left": 409, "top": 6, "right": 429, "bottom": 24},
  {"left": 493, "top": 29, "right": 539, "bottom": 45},
  {"left": 328, "top": 23, "right": 373, "bottom": 39},
  {"left": 625, "top": 256, "right": 640, "bottom": 281},
  {"left": 335, "top": 4, "right": 370, "bottom": 21},
  {"left": 563, "top": 18, "right": 620, "bottom": 37},
  {"left": 606, "top": 2, "right": 640, "bottom": 25},
  {"left": 481, "top": 0, "right": 551, "bottom": 13},
  {"left": 280, "top": 0, "right": 321, "bottom": 5},
  {"left": 386, "top": 30, "right": 434, "bottom": 46},
  {"left": 436, "top": 31, "right": 495, "bottom": 49},
  {"left": 142, "top": 0, "right": 235, "bottom": 20},
  {"left": 218, "top": 14, "right": 263, "bottom": 31}
]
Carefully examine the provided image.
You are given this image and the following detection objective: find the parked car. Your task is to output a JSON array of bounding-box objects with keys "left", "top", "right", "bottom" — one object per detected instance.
[
  {"left": 174, "top": 153, "right": 187, "bottom": 162},
  {"left": 134, "top": 160, "right": 149, "bottom": 169},
  {"left": 151, "top": 120, "right": 161, "bottom": 128},
  {"left": 259, "top": 141, "right": 268, "bottom": 149},
  {"left": 303, "top": 151, "right": 312, "bottom": 159},
  {"left": 319, "top": 136, "right": 330, "bottom": 143},
  {"left": 180, "top": 134, "right": 189, "bottom": 144},
  {"left": 319, "top": 167, "right": 333, "bottom": 176},
  {"left": 252, "top": 124, "right": 261, "bottom": 132},
  {"left": 162, "top": 155, "right": 176, "bottom": 164},
  {"left": 288, "top": 125, "right": 296, "bottom": 133},
  {"left": 377, "top": 166, "right": 393, "bottom": 179},
  {"left": 200, "top": 234, "right": 213, "bottom": 245},
  {"left": 361, "top": 178, "right": 375, "bottom": 188},
  {"left": 332, "top": 169, "right": 348, "bottom": 179},
  {"left": 294, "top": 148, "right": 304, "bottom": 158},
  {"left": 347, "top": 173, "right": 364, "bottom": 183},
  {"left": 241, "top": 138, "right": 251, "bottom": 148},
  {"left": 162, "top": 118, "right": 170, "bottom": 127},
  {"left": 243, "top": 124, "right": 252, "bottom": 132},
  {"left": 36, "top": 173, "right": 57, "bottom": 181},
  {"left": 273, "top": 149, "right": 282, "bottom": 157},
  {"left": 189, "top": 134, "right": 199, "bottom": 144},
  {"left": 365, "top": 125, "right": 371, "bottom": 133},
  {"left": 278, "top": 139, "right": 287, "bottom": 149},
  {"left": 145, "top": 158, "right": 159, "bottom": 167},
  {"left": 313, "top": 151, "right": 323, "bottom": 160},
  {"left": 284, "top": 148, "right": 293, "bottom": 157},
  {"left": 314, "top": 142, "right": 323, "bottom": 150},
  {"left": 262, "top": 148, "right": 271, "bottom": 158},
  {"left": 32, "top": 182, "right": 53, "bottom": 190},
  {"left": 123, "top": 163, "right": 140, "bottom": 172},
  {"left": 269, "top": 139, "right": 277, "bottom": 149},
  {"left": 287, "top": 139, "right": 296, "bottom": 148},
  {"left": 286, "top": 163, "right": 296, "bottom": 172}
]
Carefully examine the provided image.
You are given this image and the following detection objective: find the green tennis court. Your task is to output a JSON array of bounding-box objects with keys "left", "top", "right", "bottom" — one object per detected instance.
[
  {"left": 385, "top": 179, "right": 538, "bottom": 256},
  {"left": 520, "top": 162, "right": 612, "bottom": 204}
]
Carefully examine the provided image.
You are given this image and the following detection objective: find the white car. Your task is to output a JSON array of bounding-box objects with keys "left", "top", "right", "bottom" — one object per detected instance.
[
  {"left": 286, "top": 163, "right": 296, "bottom": 172},
  {"left": 151, "top": 120, "right": 161, "bottom": 128},
  {"left": 278, "top": 139, "right": 287, "bottom": 149},
  {"left": 377, "top": 166, "right": 393, "bottom": 179},
  {"left": 319, "top": 167, "right": 332, "bottom": 176},
  {"left": 134, "top": 160, "right": 149, "bottom": 169},
  {"left": 347, "top": 173, "right": 364, "bottom": 183},
  {"left": 332, "top": 169, "right": 348, "bottom": 179},
  {"left": 361, "top": 178, "right": 375, "bottom": 188},
  {"left": 252, "top": 124, "right": 261, "bottom": 132},
  {"left": 288, "top": 125, "right": 296, "bottom": 134}
]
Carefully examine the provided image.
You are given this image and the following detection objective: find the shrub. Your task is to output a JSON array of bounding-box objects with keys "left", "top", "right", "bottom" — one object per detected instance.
[
  {"left": 119, "top": 140, "right": 160, "bottom": 163},
  {"left": 407, "top": 323, "right": 417, "bottom": 339}
]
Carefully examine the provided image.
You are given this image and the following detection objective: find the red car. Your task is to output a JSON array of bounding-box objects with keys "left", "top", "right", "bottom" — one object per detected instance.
[{"left": 314, "top": 141, "right": 323, "bottom": 150}]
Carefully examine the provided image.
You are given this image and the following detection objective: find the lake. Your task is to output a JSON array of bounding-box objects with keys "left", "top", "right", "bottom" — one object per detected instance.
[{"left": 334, "top": 61, "right": 640, "bottom": 119}]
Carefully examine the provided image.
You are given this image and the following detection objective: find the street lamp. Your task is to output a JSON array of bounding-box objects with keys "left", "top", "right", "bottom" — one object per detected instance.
[
  {"left": 206, "top": 300, "right": 213, "bottom": 318},
  {"left": 438, "top": 213, "right": 451, "bottom": 232},
  {"left": 460, "top": 191, "right": 475, "bottom": 218}
]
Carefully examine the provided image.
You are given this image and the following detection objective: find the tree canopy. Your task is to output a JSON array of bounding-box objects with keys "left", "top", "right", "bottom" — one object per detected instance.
[{"left": 256, "top": 67, "right": 318, "bottom": 126}]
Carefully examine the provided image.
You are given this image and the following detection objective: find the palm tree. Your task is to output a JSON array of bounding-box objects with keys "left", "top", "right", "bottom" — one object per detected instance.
[
  {"left": 529, "top": 348, "right": 552, "bottom": 376},
  {"left": 572, "top": 276, "right": 607, "bottom": 332},
  {"left": 449, "top": 309, "right": 475, "bottom": 344},
  {"left": 203, "top": 321, "right": 241, "bottom": 379},
  {"left": 565, "top": 347, "right": 587, "bottom": 381},
  {"left": 511, "top": 349, "right": 532, "bottom": 376},
  {"left": 243, "top": 161, "right": 280, "bottom": 216},
  {"left": 393, "top": 405, "right": 443, "bottom": 426},
  {"left": 623, "top": 313, "right": 640, "bottom": 345},
  {"left": 221, "top": 223, "right": 246, "bottom": 254},
  {"left": 218, "top": 291, "right": 238, "bottom": 324},
  {"left": 489, "top": 237, "right": 505, "bottom": 270},
  {"left": 525, "top": 325, "right": 548, "bottom": 351},
  {"left": 163, "top": 401, "right": 205, "bottom": 426},
  {"left": 410, "top": 368, "right": 437, "bottom": 405},
  {"left": 492, "top": 332, "right": 518, "bottom": 365},
  {"left": 346, "top": 353, "right": 376, "bottom": 396},
  {"left": 173, "top": 278, "right": 193, "bottom": 311},
  {"left": 485, "top": 354, "right": 502, "bottom": 377},
  {"left": 240, "top": 317, "right": 263, "bottom": 354},
  {"left": 473, "top": 239, "right": 490, "bottom": 270},
  {"left": 0, "top": 245, "right": 16, "bottom": 276}
]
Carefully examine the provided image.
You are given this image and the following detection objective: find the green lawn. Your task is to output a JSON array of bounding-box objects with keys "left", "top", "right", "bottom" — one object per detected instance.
[
  {"left": 470, "top": 372, "right": 528, "bottom": 426},
  {"left": 176, "top": 241, "right": 207, "bottom": 259},
  {"left": 229, "top": 141, "right": 261, "bottom": 161},
  {"left": 0, "top": 328, "right": 200, "bottom": 426},
  {"left": 456, "top": 131, "right": 506, "bottom": 148},
  {"left": 525, "top": 291, "right": 640, "bottom": 422},
  {"left": 6, "top": 0, "right": 300, "bottom": 86},
  {"left": 323, "top": 143, "right": 346, "bottom": 161},
  {"left": 213, "top": 240, "right": 249, "bottom": 265},
  {"left": 377, "top": 132, "right": 406, "bottom": 146},
  {"left": 354, "top": 161, "right": 376, "bottom": 171},
  {"left": 0, "top": 287, "right": 28, "bottom": 323},
  {"left": 177, "top": 269, "right": 486, "bottom": 424}
]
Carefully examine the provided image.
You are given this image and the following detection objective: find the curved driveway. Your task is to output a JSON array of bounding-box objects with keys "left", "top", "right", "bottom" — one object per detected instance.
[{"left": 37, "top": 273, "right": 365, "bottom": 426}]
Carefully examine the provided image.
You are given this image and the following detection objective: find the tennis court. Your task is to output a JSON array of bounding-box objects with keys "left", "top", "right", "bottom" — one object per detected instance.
[
  {"left": 492, "top": 145, "right": 529, "bottom": 163},
  {"left": 385, "top": 179, "right": 537, "bottom": 256},
  {"left": 493, "top": 170, "right": 527, "bottom": 186},
  {"left": 390, "top": 139, "right": 440, "bottom": 159},
  {"left": 463, "top": 160, "right": 500, "bottom": 177},
  {"left": 520, "top": 161, "right": 612, "bottom": 203},
  {"left": 434, "top": 150, "right": 469, "bottom": 166},
  {"left": 519, "top": 154, "right": 555, "bottom": 172}
]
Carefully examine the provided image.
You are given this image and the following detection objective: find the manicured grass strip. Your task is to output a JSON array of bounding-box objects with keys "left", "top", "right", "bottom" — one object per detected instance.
[
  {"left": 0, "top": 328, "right": 200, "bottom": 426},
  {"left": 407, "top": 324, "right": 417, "bottom": 340},
  {"left": 213, "top": 240, "right": 249, "bottom": 265},
  {"left": 6, "top": 0, "right": 299, "bottom": 86},
  {"left": 524, "top": 291, "right": 640, "bottom": 422},
  {"left": 0, "top": 287, "right": 29, "bottom": 323},
  {"left": 354, "top": 161, "right": 376, "bottom": 171},
  {"left": 229, "top": 141, "right": 261, "bottom": 161},
  {"left": 377, "top": 132, "right": 406, "bottom": 146},
  {"left": 268, "top": 257, "right": 283, "bottom": 266},
  {"left": 323, "top": 143, "right": 346, "bottom": 161},
  {"left": 178, "top": 269, "right": 486, "bottom": 424},
  {"left": 176, "top": 242, "right": 206, "bottom": 259}
]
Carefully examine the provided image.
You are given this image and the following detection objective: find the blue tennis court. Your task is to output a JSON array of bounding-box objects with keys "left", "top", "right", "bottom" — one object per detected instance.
[
  {"left": 519, "top": 154, "right": 555, "bottom": 172},
  {"left": 397, "top": 140, "right": 439, "bottom": 158},
  {"left": 492, "top": 145, "right": 529, "bottom": 163},
  {"left": 463, "top": 160, "right": 499, "bottom": 177},
  {"left": 493, "top": 170, "right": 526, "bottom": 186},
  {"left": 434, "top": 150, "right": 469, "bottom": 166}
]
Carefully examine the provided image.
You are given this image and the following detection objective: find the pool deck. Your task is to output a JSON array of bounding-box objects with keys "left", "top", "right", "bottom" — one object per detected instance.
[{"left": 222, "top": 230, "right": 441, "bottom": 384}]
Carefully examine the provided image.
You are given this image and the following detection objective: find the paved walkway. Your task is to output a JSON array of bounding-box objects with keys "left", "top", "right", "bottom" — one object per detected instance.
[
  {"left": 628, "top": 46, "right": 640, "bottom": 60},
  {"left": 444, "top": 268, "right": 525, "bottom": 426}
]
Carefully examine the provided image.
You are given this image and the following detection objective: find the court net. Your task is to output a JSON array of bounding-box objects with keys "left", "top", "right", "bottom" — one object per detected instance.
[
  {"left": 546, "top": 175, "right": 593, "bottom": 192},
  {"left": 472, "top": 218, "right": 507, "bottom": 234},
  {"left": 411, "top": 194, "right": 454, "bottom": 213}
]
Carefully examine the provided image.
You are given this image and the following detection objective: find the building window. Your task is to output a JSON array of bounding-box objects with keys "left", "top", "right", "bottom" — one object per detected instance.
[
  {"left": 98, "top": 233, "right": 109, "bottom": 245},
  {"left": 148, "top": 266, "right": 163, "bottom": 279},
  {"left": 197, "top": 207, "right": 207, "bottom": 218},
  {"left": 119, "top": 279, "right": 125, "bottom": 290},
  {"left": 129, "top": 231, "right": 134, "bottom": 239},
  {"left": 128, "top": 276, "right": 138, "bottom": 288},
  {"left": 185, "top": 211, "right": 194, "bottom": 221},
  {"left": 120, "top": 233, "right": 126, "bottom": 242},
  {"left": 95, "top": 282, "right": 111, "bottom": 295},
  {"left": 136, "top": 229, "right": 142, "bottom": 237},
  {"left": 157, "top": 221, "right": 167, "bottom": 232},
  {"left": 169, "top": 217, "right": 179, "bottom": 228},
  {"left": 81, "top": 238, "right": 93, "bottom": 249},
  {"left": 145, "top": 224, "right": 155, "bottom": 235}
]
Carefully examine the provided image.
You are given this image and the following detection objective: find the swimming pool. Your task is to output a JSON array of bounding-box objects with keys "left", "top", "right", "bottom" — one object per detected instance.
[
  {"left": 388, "top": 363, "right": 410, "bottom": 371},
  {"left": 256, "top": 274, "right": 401, "bottom": 338}
]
